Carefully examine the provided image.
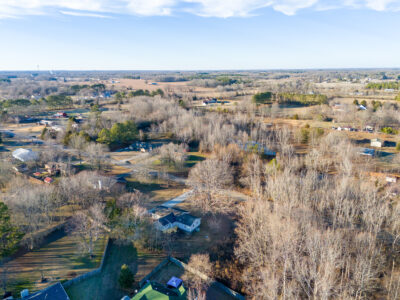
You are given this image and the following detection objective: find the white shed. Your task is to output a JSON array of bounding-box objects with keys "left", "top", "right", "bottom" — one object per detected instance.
[{"left": 371, "top": 138, "right": 382, "bottom": 148}]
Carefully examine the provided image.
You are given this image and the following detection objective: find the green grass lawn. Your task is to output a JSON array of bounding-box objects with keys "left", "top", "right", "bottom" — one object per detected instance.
[
  {"left": 2, "top": 230, "right": 107, "bottom": 297},
  {"left": 65, "top": 241, "right": 165, "bottom": 300}
]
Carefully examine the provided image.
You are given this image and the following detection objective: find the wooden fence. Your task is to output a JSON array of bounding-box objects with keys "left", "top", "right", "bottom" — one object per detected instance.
[
  {"left": 139, "top": 256, "right": 245, "bottom": 300},
  {"left": 63, "top": 237, "right": 111, "bottom": 288}
]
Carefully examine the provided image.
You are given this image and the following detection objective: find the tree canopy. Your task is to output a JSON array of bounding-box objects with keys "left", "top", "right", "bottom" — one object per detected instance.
[
  {"left": 97, "top": 120, "right": 138, "bottom": 145},
  {"left": 0, "top": 202, "right": 23, "bottom": 258},
  {"left": 46, "top": 94, "right": 73, "bottom": 108},
  {"left": 252, "top": 92, "right": 273, "bottom": 104}
]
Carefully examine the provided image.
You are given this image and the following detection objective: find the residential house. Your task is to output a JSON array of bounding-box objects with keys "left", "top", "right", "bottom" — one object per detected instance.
[
  {"left": 44, "top": 177, "right": 54, "bottom": 184},
  {"left": 50, "top": 125, "right": 64, "bottom": 132},
  {"left": 149, "top": 206, "right": 201, "bottom": 233},
  {"left": 54, "top": 112, "right": 68, "bottom": 118},
  {"left": 365, "top": 125, "right": 374, "bottom": 133},
  {"left": 131, "top": 278, "right": 187, "bottom": 300},
  {"left": 18, "top": 282, "right": 70, "bottom": 300},
  {"left": 386, "top": 176, "right": 397, "bottom": 183},
  {"left": 39, "top": 120, "right": 54, "bottom": 126},
  {"left": 358, "top": 148, "right": 375, "bottom": 157},
  {"left": 134, "top": 257, "right": 245, "bottom": 300},
  {"left": 0, "top": 130, "right": 15, "bottom": 138},
  {"left": 202, "top": 98, "right": 217, "bottom": 106}
]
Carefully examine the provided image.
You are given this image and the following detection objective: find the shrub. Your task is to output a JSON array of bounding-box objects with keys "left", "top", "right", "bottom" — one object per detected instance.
[
  {"left": 381, "top": 127, "right": 397, "bottom": 135},
  {"left": 118, "top": 264, "right": 134, "bottom": 289},
  {"left": 301, "top": 128, "right": 309, "bottom": 144}
]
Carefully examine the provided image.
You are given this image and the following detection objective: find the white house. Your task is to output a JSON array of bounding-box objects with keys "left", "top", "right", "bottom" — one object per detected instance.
[
  {"left": 50, "top": 125, "right": 63, "bottom": 132},
  {"left": 150, "top": 207, "right": 201, "bottom": 233},
  {"left": 365, "top": 125, "right": 374, "bottom": 132},
  {"left": 40, "top": 120, "right": 53, "bottom": 126},
  {"left": 386, "top": 176, "right": 397, "bottom": 183}
]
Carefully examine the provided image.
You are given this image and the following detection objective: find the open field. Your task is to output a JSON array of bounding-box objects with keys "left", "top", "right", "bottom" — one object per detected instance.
[{"left": 1, "top": 229, "right": 107, "bottom": 297}]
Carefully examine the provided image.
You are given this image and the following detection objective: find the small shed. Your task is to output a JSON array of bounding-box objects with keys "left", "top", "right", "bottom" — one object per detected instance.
[{"left": 371, "top": 138, "right": 382, "bottom": 148}]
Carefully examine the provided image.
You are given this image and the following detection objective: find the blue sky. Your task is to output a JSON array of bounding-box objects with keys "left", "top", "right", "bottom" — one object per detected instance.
[{"left": 0, "top": 0, "right": 399, "bottom": 70}]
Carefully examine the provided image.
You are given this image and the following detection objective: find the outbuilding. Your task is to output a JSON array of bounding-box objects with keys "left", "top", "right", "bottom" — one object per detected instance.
[{"left": 12, "top": 148, "right": 39, "bottom": 162}]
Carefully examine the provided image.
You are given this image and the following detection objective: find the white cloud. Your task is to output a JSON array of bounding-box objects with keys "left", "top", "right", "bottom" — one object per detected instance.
[
  {"left": 60, "top": 10, "right": 112, "bottom": 18},
  {"left": 0, "top": 0, "right": 399, "bottom": 19},
  {"left": 124, "top": 0, "right": 177, "bottom": 16},
  {"left": 183, "top": 0, "right": 273, "bottom": 17},
  {"left": 365, "top": 0, "right": 399, "bottom": 10},
  {"left": 271, "top": 0, "right": 319, "bottom": 15}
]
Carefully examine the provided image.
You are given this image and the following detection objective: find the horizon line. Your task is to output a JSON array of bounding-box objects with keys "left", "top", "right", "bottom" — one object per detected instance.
[{"left": 1, "top": 67, "right": 400, "bottom": 73}]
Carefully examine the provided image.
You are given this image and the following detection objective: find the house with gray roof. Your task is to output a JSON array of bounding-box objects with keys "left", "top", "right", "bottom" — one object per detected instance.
[
  {"left": 19, "top": 282, "right": 70, "bottom": 300},
  {"left": 149, "top": 206, "right": 201, "bottom": 233}
]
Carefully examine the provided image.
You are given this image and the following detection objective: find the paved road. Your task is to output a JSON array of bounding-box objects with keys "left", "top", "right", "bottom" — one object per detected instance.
[{"left": 161, "top": 190, "right": 193, "bottom": 208}]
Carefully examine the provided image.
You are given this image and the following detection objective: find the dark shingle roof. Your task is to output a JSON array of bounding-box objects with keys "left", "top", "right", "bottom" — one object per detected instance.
[
  {"left": 158, "top": 213, "right": 176, "bottom": 226},
  {"left": 22, "top": 282, "right": 70, "bottom": 300},
  {"left": 158, "top": 212, "right": 199, "bottom": 228},
  {"left": 176, "top": 214, "right": 198, "bottom": 227}
]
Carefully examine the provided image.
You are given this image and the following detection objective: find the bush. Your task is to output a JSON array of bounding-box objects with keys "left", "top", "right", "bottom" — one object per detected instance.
[
  {"left": 313, "top": 128, "right": 324, "bottom": 137},
  {"left": 301, "top": 128, "right": 309, "bottom": 144},
  {"left": 118, "top": 264, "right": 134, "bottom": 289},
  {"left": 381, "top": 127, "right": 397, "bottom": 135},
  {"left": 396, "top": 142, "right": 400, "bottom": 151}
]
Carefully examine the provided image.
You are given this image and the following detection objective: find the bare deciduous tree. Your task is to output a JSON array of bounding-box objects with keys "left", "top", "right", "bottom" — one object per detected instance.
[
  {"left": 183, "top": 254, "right": 213, "bottom": 300},
  {"left": 187, "top": 159, "right": 233, "bottom": 214}
]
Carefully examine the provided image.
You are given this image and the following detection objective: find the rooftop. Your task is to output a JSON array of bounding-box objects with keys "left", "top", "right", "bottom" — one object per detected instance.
[
  {"left": 131, "top": 281, "right": 186, "bottom": 300},
  {"left": 20, "top": 282, "right": 70, "bottom": 300}
]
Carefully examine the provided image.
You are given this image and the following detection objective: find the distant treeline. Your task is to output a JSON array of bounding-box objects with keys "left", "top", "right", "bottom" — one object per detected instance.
[
  {"left": 70, "top": 83, "right": 106, "bottom": 93},
  {"left": 0, "top": 94, "right": 72, "bottom": 109},
  {"left": 366, "top": 82, "right": 400, "bottom": 90},
  {"left": 189, "top": 74, "right": 245, "bottom": 86},
  {"left": 115, "top": 89, "right": 164, "bottom": 99},
  {"left": 123, "top": 75, "right": 141, "bottom": 79},
  {"left": 252, "top": 92, "right": 328, "bottom": 106},
  {"left": 276, "top": 93, "right": 328, "bottom": 105}
]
